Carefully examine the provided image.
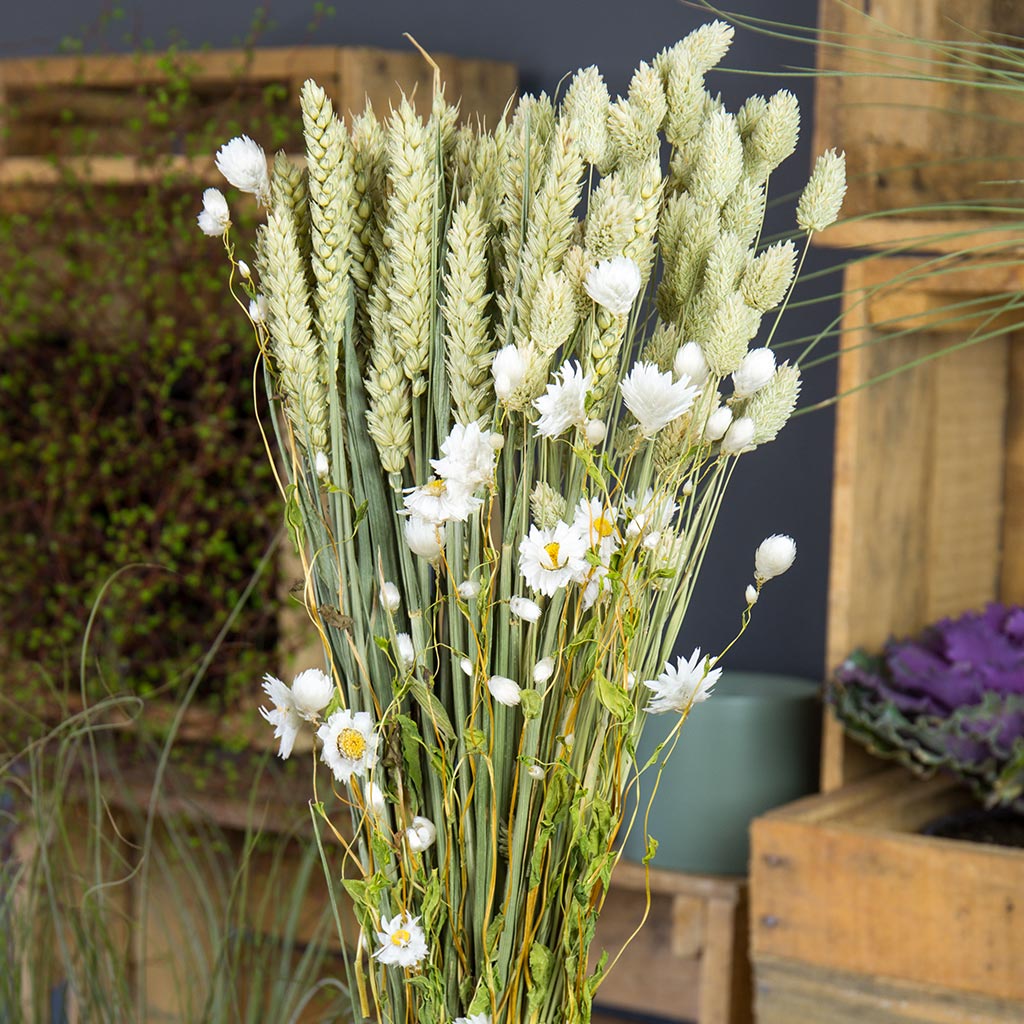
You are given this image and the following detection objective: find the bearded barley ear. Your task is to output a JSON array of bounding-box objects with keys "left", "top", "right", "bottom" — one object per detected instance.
[
  {"left": 745, "top": 90, "right": 801, "bottom": 184},
  {"left": 530, "top": 481, "right": 566, "bottom": 529},
  {"left": 562, "top": 65, "right": 611, "bottom": 166},
  {"left": 721, "top": 176, "right": 767, "bottom": 248},
  {"left": 383, "top": 96, "right": 439, "bottom": 395},
  {"left": 742, "top": 240, "right": 798, "bottom": 312},
  {"left": 301, "top": 81, "right": 356, "bottom": 373},
  {"left": 584, "top": 175, "right": 635, "bottom": 261},
  {"left": 263, "top": 206, "right": 329, "bottom": 454},
  {"left": 700, "top": 292, "right": 762, "bottom": 376},
  {"left": 512, "top": 119, "right": 585, "bottom": 350},
  {"left": 798, "top": 149, "right": 847, "bottom": 233},
  {"left": 746, "top": 362, "right": 802, "bottom": 443},
  {"left": 690, "top": 109, "right": 744, "bottom": 206},
  {"left": 443, "top": 194, "right": 494, "bottom": 424},
  {"left": 530, "top": 270, "right": 578, "bottom": 356}
]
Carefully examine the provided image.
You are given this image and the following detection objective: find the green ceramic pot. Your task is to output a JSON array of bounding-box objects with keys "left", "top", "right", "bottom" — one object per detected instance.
[{"left": 620, "top": 672, "right": 821, "bottom": 875}]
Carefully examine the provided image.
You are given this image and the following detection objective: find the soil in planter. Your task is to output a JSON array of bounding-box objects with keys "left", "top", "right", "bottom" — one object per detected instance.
[{"left": 920, "top": 807, "right": 1024, "bottom": 848}]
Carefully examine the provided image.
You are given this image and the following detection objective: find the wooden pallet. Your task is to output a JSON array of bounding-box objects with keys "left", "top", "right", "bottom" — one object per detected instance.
[{"left": 812, "top": 0, "right": 1024, "bottom": 251}]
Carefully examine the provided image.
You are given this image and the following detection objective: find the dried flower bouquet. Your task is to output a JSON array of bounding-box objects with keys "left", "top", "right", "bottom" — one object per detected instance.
[{"left": 200, "top": 21, "right": 844, "bottom": 1023}]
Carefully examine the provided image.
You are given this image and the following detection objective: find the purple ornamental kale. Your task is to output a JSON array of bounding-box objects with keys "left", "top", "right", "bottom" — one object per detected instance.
[{"left": 828, "top": 604, "right": 1024, "bottom": 811}]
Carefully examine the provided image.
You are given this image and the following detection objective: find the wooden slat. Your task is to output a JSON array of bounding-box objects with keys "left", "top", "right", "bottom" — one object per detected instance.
[
  {"left": 751, "top": 771, "right": 1024, "bottom": 1001},
  {"left": 756, "top": 955, "right": 1024, "bottom": 1024}
]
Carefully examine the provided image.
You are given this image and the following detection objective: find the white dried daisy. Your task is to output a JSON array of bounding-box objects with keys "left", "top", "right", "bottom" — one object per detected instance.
[
  {"left": 197, "top": 188, "right": 230, "bottom": 236},
  {"left": 573, "top": 496, "right": 620, "bottom": 559},
  {"left": 518, "top": 521, "right": 589, "bottom": 596},
  {"left": 290, "top": 667, "right": 334, "bottom": 721},
  {"left": 533, "top": 361, "right": 592, "bottom": 438},
  {"left": 755, "top": 534, "right": 797, "bottom": 581},
  {"left": 509, "top": 596, "right": 543, "bottom": 623},
  {"left": 457, "top": 579, "right": 481, "bottom": 600},
  {"left": 431, "top": 422, "right": 503, "bottom": 493},
  {"left": 405, "top": 815, "right": 437, "bottom": 853},
  {"left": 373, "top": 912, "right": 428, "bottom": 969},
  {"left": 731, "top": 347, "right": 776, "bottom": 398},
  {"left": 215, "top": 135, "right": 271, "bottom": 204},
  {"left": 673, "top": 341, "right": 710, "bottom": 387},
  {"left": 259, "top": 674, "right": 302, "bottom": 759},
  {"left": 704, "top": 405, "right": 733, "bottom": 442},
  {"left": 248, "top": 294, "right": 268, "bottom": 324},
  {"left": 380, "top": 581, "right": 401, "bottom": 613},
  {"left": 623, "top": 489, "right": 678, "bottom": 543},
  {"left": 533, "top": 657, "right": 556, "bottom": 683},
  {"left": 720, "top": 416, "right": 756, "bottom": 454},
  {"left": 621, "top": 362, "right": 700, "bottom": 438},
  {"left": 584, "top": 418, "right": 607, "bottom": 446},
  {"left": 492, "top": 344, "right": 527, "bottom": 401},
  {"left": 395, "top": 632, "right": 415, "bottom": 671},
  {"left": 643, "top": 648, "right": 722, "bottom": 714},
  {"left": 487, "top": 675, "right": 522, "bottom": 706},
  {"left": 316, "top": 709, "right": 379, "bottom": 783},
  {"left": 584, "top": 256, "right": 643, "bottom": 316},
  {"left": 404, "top": 515, "right": 445, "bottom": 562},
  {"left": 403, "top": 477, "right": 482, "bottom": 524}
]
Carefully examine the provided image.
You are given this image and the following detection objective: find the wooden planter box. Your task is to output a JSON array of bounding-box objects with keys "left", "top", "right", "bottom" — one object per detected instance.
[
  {"left": 813, "top": 0, "right": 1024, "bottom": 250},
  {"left": 750, "top": 769, "right": 1024, "bottom": 1022}
]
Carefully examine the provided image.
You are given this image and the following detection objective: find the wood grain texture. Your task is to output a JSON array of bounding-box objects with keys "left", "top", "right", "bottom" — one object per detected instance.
[
  {"left": 751, "top": 770, "right": 1024, "bottom": 1003},
  {"left": 813, "top": 0, "right": 1024, "bottom": 234}
]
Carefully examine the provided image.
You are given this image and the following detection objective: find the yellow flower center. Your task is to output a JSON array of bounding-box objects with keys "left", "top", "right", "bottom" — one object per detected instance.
[
  {"left": 337, "top": 727, "right": 367, "bottom": 761},
  {"left": 594, "top": 516, "right": 614, "bottom": 539},
  {"left": 391, "top": 928, "right": 411, "bottom": 946},
  {"left": 424, "top": 479, "right": 446, "bottom": 496},
  {"left": 543, "top": 541, "right": 563, "bottom": 568}
]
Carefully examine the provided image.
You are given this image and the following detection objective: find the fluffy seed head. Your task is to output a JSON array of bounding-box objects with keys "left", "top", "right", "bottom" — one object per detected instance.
[
  {"left": 798, "top": 149, "right": 847, "bottom": 233},
  {"left": 755, "top": 534, "right": 797, "bottom": 581}
]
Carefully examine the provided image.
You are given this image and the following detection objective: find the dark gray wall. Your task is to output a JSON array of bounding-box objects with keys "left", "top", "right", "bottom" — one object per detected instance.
[{"left": 5, "top": 0, "right": 841, "bottom": 681}]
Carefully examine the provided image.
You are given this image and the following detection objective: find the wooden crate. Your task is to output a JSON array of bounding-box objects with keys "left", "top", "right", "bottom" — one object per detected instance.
[
  {"left": 750, "top": 769, "right": 1024, "bottom": 1022},
  {"left": 0, "top": 45, "right": 517, "bottom": 188},
  {"left": 812, "top": 0, "right": 1024, "bottom": 250},
  {"left": 823, "top": 255, "right": 1024, "bottom": 789}
]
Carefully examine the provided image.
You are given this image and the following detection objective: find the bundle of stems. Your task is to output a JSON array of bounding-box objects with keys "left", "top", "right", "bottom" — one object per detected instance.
[{"left": 203, "top": 20, "right": 845, "bottom": 1023}]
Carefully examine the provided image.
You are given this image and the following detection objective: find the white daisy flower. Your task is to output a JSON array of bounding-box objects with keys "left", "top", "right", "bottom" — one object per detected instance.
[
  {"left": 492, "top": 344, "right": 527, "bottom": 401},
  {"left": 454, "top": 1014, "right": 491, "bottom": 1024},
  {"left": 533, "top": 361, "right": 592, "bottom": 438},
  {"left": 431, "top": 422, "right": 502, "bottom": 493},
  {"left": 405, "top": 815, "right": 437, "bottom": 853},
  {"left": 643, "top": 648, "right": 722, "bottom": 714},
  {"left": 403, "top": 477, "right": 482, "bottom": 524},
  {"left": 533, "top": 657, "right": 555, "bottom": 683},
  {"left": 584, "top": 256, "right": 643, "bottom": 316},
  {"left": 215, "top": 135, "right": 271, "bottom": 204},
  {"left": 290, "top": 667, "right": 334, "bottom": 721},
  {"left": 404, "top": 515, "right": 445, "bottom": 562},
  {"left": 518, "top": 521, "right": 589, "bottom": 596},
  {"left": 317, "top": 709, "right": 380, "bottom": 783},
  {"left": 732, "top": 347, "right": 776, "bottom": 398},
  {"left": 248, "top": 294, "right": 268, "bottom": 324},
  {"left": 259, "top": 674, "right": 302, "bottom": 759},
  {"left": 197, "top": 188, "right": 230, "bottom": 236},
  {"left": 395, "top": 632, "right": 415, "bottom": 670},
  {"left": 620, "top": 361, "right": 700, "bottom": 438},
  {"left": 755, "top": 534, "right": 797, "bottom": 581},
  {"left": 623, "top": 489, "right": 678, "bottom": 543},
  {"left": 380, "top": 581, "right": 401, "bottom": 612},
  {"left": 573, "top": 496, "right": 620, "bottom": 559},
  {"left": 457, "top": 579, "right": 481, "bottom": 600},
  {"left": 373, "top": 912, "right": 429, "bottom": 969},
  {"left": 487, "top": 675, "right": 522, "bottom": 707},
  {"left": 509, "top": 596, "right": 542, "bottom": 623},
  {"left": 580, "top": 566, "right": 611, "bottom": 610},
  {"left": 673, "top": 341, "right": 710, "bottom": 387}
]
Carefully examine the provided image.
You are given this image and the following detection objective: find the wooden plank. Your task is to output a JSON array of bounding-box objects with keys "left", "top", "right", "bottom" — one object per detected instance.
[
  {"left": 750, "top": 771, "right": 1024, "bottom": 1001},
  {"left": 1001, "top": 336, "right": 1024, "bottom": 604},
  {"left": 699, "top": 891, "right": 752, "bottom": 1024},
  {"left": 756, "top": 955, "right": 1024, "bottom": 1024}
]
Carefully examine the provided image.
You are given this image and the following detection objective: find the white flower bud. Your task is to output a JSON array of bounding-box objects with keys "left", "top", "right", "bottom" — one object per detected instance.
[
  {"left": 459, "top": 657, "right": 474, "bottom": 677},
  {"left": 364, "top": 780, "right": 388, "bottom": 814},
  {"left": 492, "top": 344, "right": 528, "bottom": 401},
  {"left": 197, "top": 188, "right": 230, "bottom": 236},
  {"left": 290, "top": 668, "right": 334, "bottom": 720},
  {"left": 237, "top": 260, "right": 251, "bottom": 279},
  {"left": 732, "top": 347, "right": 776, "bottom": 398},
  {"left": 704, "top": 405, "right": 733, "bottom": 442},
  {"left": 527, "top": 764, "right": 546, "bottom": 780},
  {"left": 745, "top": 584, "right": 759, "bottom": 605},
  {"left": 405, "top": 815, "right": 436, "bottom": 853},
  {"left": 215, "top": 135, "right": 271, "bottom": 204},
  {"left": 249, "top": 294, "right": 268, "bottom": 324},
  {"left": 584, "top": 256, "right": 643, "bottom": 316},
  {"left": 721, "top": 416, "right": 755, "bottom": 454},
  {"left": 487, "top": 675, "right": 522, "bottom": 707},
  {"left": 755, "top": 534, "right": 797, "bottom": 581},
  {"left": 533, "top": 657, "right": 555, "bottom": 683},
  {"left": 457, "top": 580, "right": 481, "bottom": 601},
  {"left": 404, "top": 515, "right": 444, "bottom": 562},
  {"left": 395, "top": 632, "right": 415, "bottom": 670},
  {"left": 314, "top": 450, "right": 329, "bottom": 478},
  {"left": 682, "top": 478, "right": 694, "bottom": 496},
  {"left": 380, "top": 581, "right": 401, "bottom": 612},
  {"left": 585, "top": 418, "right": 607, "bottom": 446},
  {"left": 673, "top": 341, "right": 710, "bottom": 386},
  {"left": 626, "top": 671, "right": 636, "bottom": 691},
  {"left": 509, "top": 596, "right": 543, "bottom": 623}
]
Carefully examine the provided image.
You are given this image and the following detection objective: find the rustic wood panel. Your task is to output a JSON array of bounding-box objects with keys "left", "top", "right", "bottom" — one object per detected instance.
[
  {"left": 751, "top": 770, "right": 1024, "bottom": 1003},
  {"left": 756, "top": 955, "right": 1024, "bottom": 1024},
  {"left": 813, "top": 0, "right": 1024, "bottom": 244}
]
